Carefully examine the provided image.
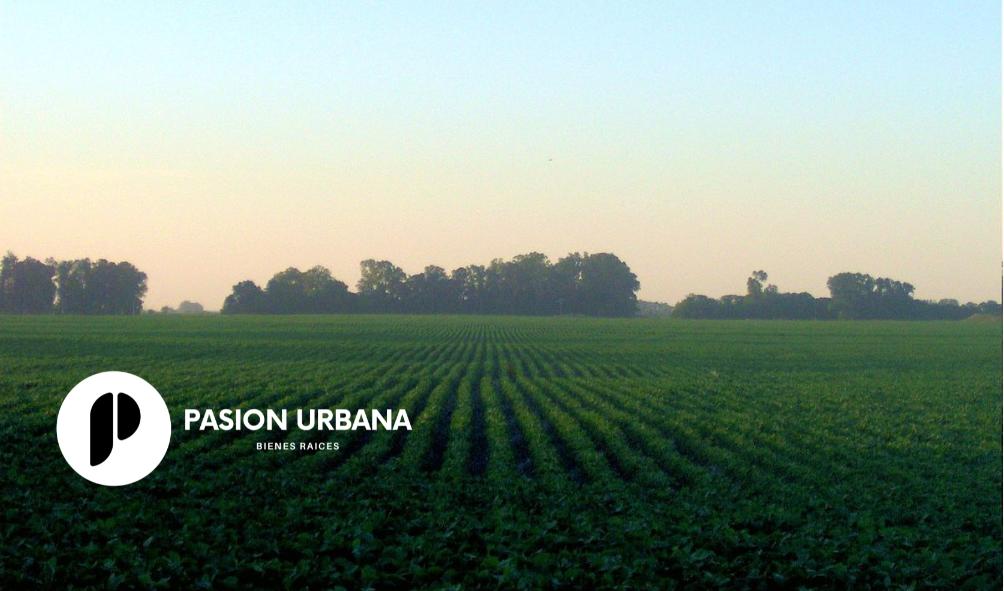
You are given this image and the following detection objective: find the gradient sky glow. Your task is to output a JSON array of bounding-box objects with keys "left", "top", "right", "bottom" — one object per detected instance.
[{"left": 2, "top": 2, "right": 1000, "bottom": 310}]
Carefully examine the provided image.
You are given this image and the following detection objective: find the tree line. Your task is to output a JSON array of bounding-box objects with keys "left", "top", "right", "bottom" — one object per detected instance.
[
  {"left": 222, "top": 252, "right": 640, "bottom": 317},
  {"left": 2, "top": 250, "right": 998, "bottom": 320},
  {"left": 672, "top": 270, "right": 1002, "bottom": 320},
  {"left": 0, "top": 253, "right": 148, "bottom": 315}
]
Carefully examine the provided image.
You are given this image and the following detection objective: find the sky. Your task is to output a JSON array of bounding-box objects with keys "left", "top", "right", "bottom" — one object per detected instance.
[{"left": 1, "top": 2, "right": 1000, "bottom": 310}]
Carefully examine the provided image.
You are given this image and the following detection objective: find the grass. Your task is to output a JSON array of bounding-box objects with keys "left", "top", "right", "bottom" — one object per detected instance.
[{"left": 0, "top": 315, "right": 1000, "bottom": 589}]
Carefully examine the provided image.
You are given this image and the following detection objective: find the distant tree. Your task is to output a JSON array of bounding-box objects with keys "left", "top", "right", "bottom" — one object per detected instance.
[
  {"left": 219, "top": 252, "right": 640, "bottom": 317},
  {"left": 873, "top": 277, "right": 915, "bottom": 318},
  {"left": 676, "top": 268, "right": 996, "bottom": 321},
  {"left": 483, "top": 259, "right": 507, "bottom": 313},
  {"left": 551, "top": 253, "right": 584, "bottom": 315},
  {"left": 230, "top": 253, "right": 644, "bottom": 317},
  {"left": 913, "top": 299, "right": 969, "bottom": 320},
  {"left": 357, "top": 260, "right": 407, "bottom": 312},
  {"left": 303, "top": 266, "right": 355, "bottom": 313},
  {"left": 577, "top": 253, "right": 639, "bottom": 316},
  {"left": 261, "top": 266, "right": 353, "bottom": 313},
  {"left": 826, "top": 273, "right": 874, "bottom": 319},
  {"left": 504, "top": 252, "right": 553, "bottom": 315},
  {"left": 719, "top": 294, "right": 745, "bottom": 318},
  {"left": 675, "top": 271, "right": 832, "bottom": 320},
  {"left": 762, "top": 292, "right": 816, "bottom": 319},
  {"left": 672, "top": 294, "right": 722, "bottom": 318},
  {"left": 43, "top": 257, "right": 147, "bottom": 315},
  {"left": 404, "top": 265, "right": 456, "bottom": 313},
  {"left": 451, "top": 265, "right": 487, "bottom": 314},
  {"left": 0, "top": 254, "right": 148, "bottom": 315},
  {"left": 264, "top": 267, "right": 310, "bottom": 313},
  {"left": 0, "top": 252, "right": 12, "bottom": 311},
  {"left": 87, "top": 260, "right": 147, "bottom": 314},
  {"left": 160, "top": 305, "right": 175, "bottom": 314},
  {"left": 222, "top": 267, "right": 353, "bottom": 314},
  {"left": 53, "top": 259, "right": 92, "bottom": 314},
  {"left": 636, "top": 300, "right": 673, "bottom": 318},
  {"left": 814, "top": 297, "right": 835, "bottom": 319},
  {"left": 826, "top": 272, "right": 914, "bottom": 319},
  {"left": 220, "top": 256, "right": 996, "bottom": 320},
  {"left": 471, "top": 253, "right": 554, "bottom": 315},
  {"left": 746, "top": 270, "right": 768, "bottom": 297},
  {"left": 978, "top": 300, "right": 1003, "bottom": 316},
  {"left": 177, "top": 301, "right": 204, "bottom": 314},
  {"left": 222, "top": 280, "right": 266, "bottom": 314},
  {"left": 0, "top": 253, "right": 55, "bottom": 314}
]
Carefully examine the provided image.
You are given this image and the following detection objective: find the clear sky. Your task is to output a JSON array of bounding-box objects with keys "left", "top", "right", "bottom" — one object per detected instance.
[{"left": 2, "top": 2, "right": 1000, "bottom": 310}]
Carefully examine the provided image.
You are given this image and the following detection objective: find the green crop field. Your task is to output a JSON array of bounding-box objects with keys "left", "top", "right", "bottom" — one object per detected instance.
[{"left": 1, "top": 316, "right": 1000, "bottom": 589}]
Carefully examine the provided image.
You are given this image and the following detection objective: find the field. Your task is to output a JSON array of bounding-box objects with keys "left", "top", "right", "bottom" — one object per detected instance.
[{"left": 1, "top": 315, "right": 1000, "bottom": 589}]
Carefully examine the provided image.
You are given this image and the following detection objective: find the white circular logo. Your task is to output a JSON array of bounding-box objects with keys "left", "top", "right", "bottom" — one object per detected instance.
[{"left": 56, "top": 371, "right": 172, "bottom": 486}]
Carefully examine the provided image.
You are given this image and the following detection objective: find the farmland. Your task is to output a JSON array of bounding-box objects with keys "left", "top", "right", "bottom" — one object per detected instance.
[{"left": 0, "top": 315, "right": 1000, "bottom": 589}]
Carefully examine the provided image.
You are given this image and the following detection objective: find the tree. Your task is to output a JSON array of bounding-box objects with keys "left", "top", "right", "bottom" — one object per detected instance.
[
  {"left": 264, "top": 267, "right": 310, "bottom": 313},
  {"left": 85, "top": 260, "right": 147, "bottom": 314},
  {"left": 222, "top": 280, "right": 266, "bottom": 314},
  {"left": 177, "top": 301, "right": 205, "bottom": 314},
  {"left": 222, "top": 267, "right": 353, "bottom": 314},
  {"left": 636, "top": 300, "right": 673, "bottom": 317},
  {"left": 301, "top": 266, "right": 353, "bottom": 313},
  {"left": 263, "top": 266, "right": 353, "bottom": 313},
  {"left": 357, "top": 260, "right": 407, "bottom": 312},
  {"left": 223, "top": 253, "right": 645, "bottom": 316},
  {"left": 674, "top": 270, "right": 832, "bottom": 319},
  {"left": 113, "top": 260, "right": 148, "bottom": 315},
  {"left": 551, "top": 253, "right": 584, "bottom": 315},
  {"left": 747, "top": 270, "right": 768, "bottom": 297},
  {"left": 674, "top": 268, "right": 996, "bottom": 321},
  {"left": 978, "top": 300, "right": 1003, "bottom": 316},
  {"left": 826, "top": 273, "right": 874, "bottom": 319},
  {"left": 498, "top": 252, "right": 553, "bottom": 315},
  {"left": 451, "top": 265, "right": 487, "bottom": 314},
  {"left": 50, "top": 257, "right": 147, "bottom": 315},
  {"left": 577, "top": 253, "right": 639, "bottom": 317},
  {"left": 826, "top": 272, "right": 914, "bottom": 319},
  {"left": 0, "top": 254, "right": 56, "bottom": 314},
  {"left": 0, "top": 252, "right": 12, "bottom": 311},
  {"left": 672, "top": 294, "right": 722, "bottom": 318},
  {"left": 54, "top": 259, "right": 93, "bottom": 314},
  {"left": 404, "top": 265, "right": 456, "bottom": 313}
]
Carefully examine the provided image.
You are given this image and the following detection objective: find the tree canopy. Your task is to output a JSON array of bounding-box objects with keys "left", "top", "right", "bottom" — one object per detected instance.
[
  {"left": 2, "top": 249, "right": 996, "bottom": 320},
  {"left": 673, "top": 270, "right": 1001, "bottom": 320},
  {"left": 222, "top": 252, "right": 640, "bottom": 317},
  {"left": 0, "top": 253, "right": 147, "bottom": 315},
  {"left": 0, "top": 254, "right": 55, "bottom": 314}
]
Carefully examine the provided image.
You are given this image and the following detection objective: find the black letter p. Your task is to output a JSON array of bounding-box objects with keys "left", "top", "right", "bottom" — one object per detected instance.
[{"left": 90, "top": 393, "right": 141, "bottom": 466}]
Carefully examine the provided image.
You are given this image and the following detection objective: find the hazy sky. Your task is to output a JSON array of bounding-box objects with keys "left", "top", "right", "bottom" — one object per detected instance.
[{"left": 2, "top": 2, "right": 1000, "bottom": 310}]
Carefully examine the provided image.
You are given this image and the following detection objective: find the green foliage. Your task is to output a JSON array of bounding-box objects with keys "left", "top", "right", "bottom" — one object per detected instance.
[
  {"left": 0, "top": 316, "right": 999, "bottom": 589},
  {"left": 226, "top": 252, "right": 640, "bottom": 316},
  {"left": 0, "top": 253, "right": 56, "bottom": 314},
  {"left": 675, "top": 270, "right": 1000, "bottom": 320},
  {"left": 0, "top": 253, "right": 147, "bottom": 315}
]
